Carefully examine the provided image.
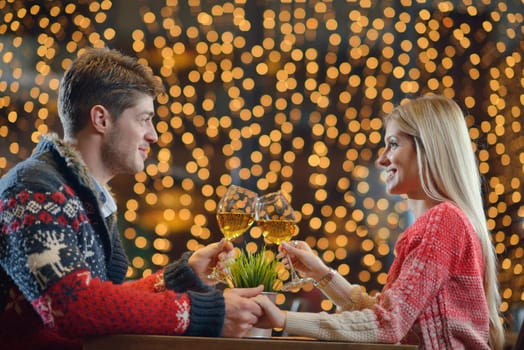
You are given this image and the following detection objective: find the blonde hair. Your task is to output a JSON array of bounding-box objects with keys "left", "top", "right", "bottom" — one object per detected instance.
[{"left": 385, "top": 95, "right": 504, "bottom": 349}]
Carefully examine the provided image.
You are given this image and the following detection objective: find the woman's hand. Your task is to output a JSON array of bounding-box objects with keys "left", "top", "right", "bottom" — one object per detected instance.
[
  {"left": 253, "top": 294, "right": 286, "bottom": 329},
  {"left": 188, "top": 240, "right": 235, "bottom": 285},
  {"left": 279, "top": 240, "right": 330, "bottom": 282}
]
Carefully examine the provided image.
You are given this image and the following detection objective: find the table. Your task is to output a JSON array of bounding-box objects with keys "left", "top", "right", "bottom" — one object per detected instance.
[{"left": 83, "top": 335, "right": 418, "bottom": 350}]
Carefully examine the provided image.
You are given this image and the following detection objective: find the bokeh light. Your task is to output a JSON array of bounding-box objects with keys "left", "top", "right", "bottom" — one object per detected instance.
[{"left": 0, "top": 0, "right": 522, "bottom": 331}]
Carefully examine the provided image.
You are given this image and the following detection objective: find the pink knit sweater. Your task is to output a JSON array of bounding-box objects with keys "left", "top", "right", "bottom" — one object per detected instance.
[{"left": 284, "top": 202, "right": 490, "bottom": 349}]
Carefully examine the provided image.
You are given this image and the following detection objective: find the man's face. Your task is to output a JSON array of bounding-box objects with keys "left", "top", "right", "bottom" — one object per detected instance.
[{"left": 101, "top": 93, "right": 158, "bottom": 176}]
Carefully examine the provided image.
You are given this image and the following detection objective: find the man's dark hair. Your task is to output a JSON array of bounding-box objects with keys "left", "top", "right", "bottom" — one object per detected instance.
[{"left": 58, "top": 47, "right": 165, "bottom": 137}]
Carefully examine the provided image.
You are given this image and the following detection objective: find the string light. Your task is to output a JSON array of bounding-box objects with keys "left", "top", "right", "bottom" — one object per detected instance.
[{"left": 0, "top": 0, "right": 522, "bottom": 324}]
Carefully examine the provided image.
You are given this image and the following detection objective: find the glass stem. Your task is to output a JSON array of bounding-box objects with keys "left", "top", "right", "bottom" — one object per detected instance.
[{"left": 287, "top": 256, "right": 300, "bottom": 281}]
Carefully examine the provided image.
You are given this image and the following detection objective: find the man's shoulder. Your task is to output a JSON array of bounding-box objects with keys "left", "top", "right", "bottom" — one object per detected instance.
[{"left": 0, "top": 154, "right": 64, "bottom": 196}]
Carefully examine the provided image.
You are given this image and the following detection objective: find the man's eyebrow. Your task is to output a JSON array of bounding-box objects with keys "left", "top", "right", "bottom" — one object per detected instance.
[{"left": 139, "top": 110, "right": 155, "bottom": 117}]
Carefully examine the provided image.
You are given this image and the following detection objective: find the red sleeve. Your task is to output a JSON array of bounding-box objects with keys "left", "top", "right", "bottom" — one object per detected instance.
[
  {"left": 32, "top": 269, "right": 190, "bottom": 338},
  {"left": 122, "top": 270, "right": 167, "bottom": 292}
]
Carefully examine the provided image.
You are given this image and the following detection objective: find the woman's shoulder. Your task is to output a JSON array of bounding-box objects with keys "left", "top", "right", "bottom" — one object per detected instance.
[
  {"left": 415, "top": 201, "right": 474, "bottom": 241},
  {"left": 423, "top": 201, "right": 467, "bottom": 223}
]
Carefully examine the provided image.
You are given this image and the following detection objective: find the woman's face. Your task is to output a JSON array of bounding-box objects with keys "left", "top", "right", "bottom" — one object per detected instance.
[{"left": 376, "top": 120, "right": 425, "bottom": 199}]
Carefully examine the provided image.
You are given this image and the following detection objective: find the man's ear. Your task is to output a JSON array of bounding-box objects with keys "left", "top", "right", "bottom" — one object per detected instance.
[{"left": 90, "top": 105, "right": 112, "bottom": 134}]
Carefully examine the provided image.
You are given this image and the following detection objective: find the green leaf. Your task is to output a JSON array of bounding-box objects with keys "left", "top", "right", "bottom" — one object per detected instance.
[{"left": 228, "top": 246, "right": 279, "bottom": 291}]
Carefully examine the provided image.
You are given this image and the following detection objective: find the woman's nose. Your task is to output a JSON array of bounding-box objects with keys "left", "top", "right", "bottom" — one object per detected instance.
[{"left": 375, "top": 149, "right": 389, "bottom": 168}]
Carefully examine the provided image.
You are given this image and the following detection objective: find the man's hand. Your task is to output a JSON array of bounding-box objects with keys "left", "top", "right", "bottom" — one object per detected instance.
[
  {"left": 221, "top": 286, "right": 264, "bottom": 337},
  {"left": 188, "top": 240, "right": 234, "bottom": 285}
]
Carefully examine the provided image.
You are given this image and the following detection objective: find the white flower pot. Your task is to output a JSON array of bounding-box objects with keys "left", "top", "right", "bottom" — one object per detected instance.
[{"left": 244, "top": 292, "right": 277, "bottom": 338}]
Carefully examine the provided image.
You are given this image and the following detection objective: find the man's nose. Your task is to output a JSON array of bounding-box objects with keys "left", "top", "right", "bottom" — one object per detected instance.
[{"left": 146, "top": 123, "right": 158, "bottom": 143}]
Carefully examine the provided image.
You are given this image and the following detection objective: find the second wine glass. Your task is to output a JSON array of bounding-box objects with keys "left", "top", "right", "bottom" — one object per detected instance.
[{"left": 255, "top": 191, "right": 313, "bottom": 291}]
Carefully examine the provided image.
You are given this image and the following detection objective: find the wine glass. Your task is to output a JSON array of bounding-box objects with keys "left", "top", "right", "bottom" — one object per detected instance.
[
  {"left": 208, "top": 185, "right": 258, "bottom": 283},
  {"left": 216, "top": 185, "right": 257, "bottom": 241},
  {"left": 255, "top": 191, "right": 313, "bottom": 291}
]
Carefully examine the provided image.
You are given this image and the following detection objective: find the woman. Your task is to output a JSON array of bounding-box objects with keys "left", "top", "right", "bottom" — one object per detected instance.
[{"left": 254, "top": 95, "right": 504, "bottom": 349}]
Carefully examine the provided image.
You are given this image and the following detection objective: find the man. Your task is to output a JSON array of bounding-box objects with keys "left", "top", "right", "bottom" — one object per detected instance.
[{"left": 0, "top": 47, "right": 263, "bottom": 349}]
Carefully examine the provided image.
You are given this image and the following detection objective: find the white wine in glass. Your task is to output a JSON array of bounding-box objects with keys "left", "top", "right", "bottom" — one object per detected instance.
[
  {"left": 217, "top": 212, "right": 254, "bottom": 241},
  {"left": 255, "top": 191, "right": 313, "bottom": 291},
  {"left": 257, "top": 219, "right": 296, "bottom": 245},
  {"left": 209, "top": 185, "right": 258, "bottom": 283}
]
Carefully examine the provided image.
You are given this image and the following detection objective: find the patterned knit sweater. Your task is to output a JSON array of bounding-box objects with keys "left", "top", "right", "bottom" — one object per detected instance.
[
  {"left": 284, "top": 202, "right": 490, "bottom": 349},
  {"left": 0, "top": 134, "right": 225, "bottom": 349}
]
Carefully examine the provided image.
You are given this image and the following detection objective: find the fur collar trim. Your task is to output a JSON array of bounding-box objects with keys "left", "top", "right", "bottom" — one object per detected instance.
[{"left": 38, "top": 133, "right": 114, "bottom": 206}]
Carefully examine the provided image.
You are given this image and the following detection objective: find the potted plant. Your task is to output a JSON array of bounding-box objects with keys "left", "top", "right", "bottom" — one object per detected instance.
[
  {"left": 227, "top": 246, "right": 280, "bottom": 292},
  {"left": 226, "top": 246, "right": 281, "bottom": 338}
]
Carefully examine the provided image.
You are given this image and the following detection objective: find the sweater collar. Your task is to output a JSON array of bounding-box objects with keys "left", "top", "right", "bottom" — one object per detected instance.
[{"left": 36, "top": 133, "right": 115, "bottom": 212}]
